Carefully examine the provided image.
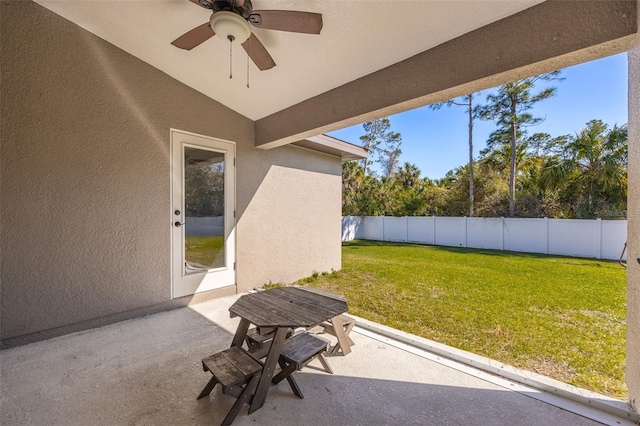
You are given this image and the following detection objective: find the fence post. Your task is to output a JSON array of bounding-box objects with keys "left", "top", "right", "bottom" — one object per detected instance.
[
  {"left": 405, "top": 216, "right": 409, "bottom": 242},
  {"left": 464, "top": 216, "right": 468, "bottom": 248},
  {"left": 433, "top": 216, "right": 437, "bottom": 245},
  {"left": 382, "top": 216, "right": 386, "bottom": 241},
  {"left": 597, "top": 218, "right": 602, "bottom": 259},
  {"left": 545, "top": 217, "right": 549, "bottom": 255},
  {"left": 501, "top": 217, "right": 505, "bottom": 251},
  {"left": 364, "top": 216, "right": 369, "bottom": 240}
]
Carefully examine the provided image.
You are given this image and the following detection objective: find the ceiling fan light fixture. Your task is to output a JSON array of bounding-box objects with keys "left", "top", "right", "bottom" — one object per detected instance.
[{"left": 210, "top": 11, "right": 251, "bottom": 44}]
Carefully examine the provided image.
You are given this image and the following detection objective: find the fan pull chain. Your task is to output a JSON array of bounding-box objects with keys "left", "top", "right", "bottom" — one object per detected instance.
[
  {"left": 228, "top": 35, "right": 235, "bottom": 79},
  {"left": 246, "top": 54, "right": 250, "bottom": 88}
]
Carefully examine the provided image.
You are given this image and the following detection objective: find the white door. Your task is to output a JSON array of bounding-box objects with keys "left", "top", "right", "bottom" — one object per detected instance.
[{"left": 171, "top": 129, "right": 236, "bottom": 298}]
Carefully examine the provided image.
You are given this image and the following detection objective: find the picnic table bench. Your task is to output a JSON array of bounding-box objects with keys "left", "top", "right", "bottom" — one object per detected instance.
[{"left": 197, "top": 287, "right": 351, "bottom": 425}]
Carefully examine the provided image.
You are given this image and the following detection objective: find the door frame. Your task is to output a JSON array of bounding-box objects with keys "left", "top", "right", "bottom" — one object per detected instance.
[{"left": 170, "top": 129, "right": 236, "bottom": 299}]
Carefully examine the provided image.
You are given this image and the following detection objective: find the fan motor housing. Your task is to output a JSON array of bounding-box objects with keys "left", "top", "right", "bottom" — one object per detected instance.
[{"left": 213, "top": 0, "right": 252, "bottom": 18}]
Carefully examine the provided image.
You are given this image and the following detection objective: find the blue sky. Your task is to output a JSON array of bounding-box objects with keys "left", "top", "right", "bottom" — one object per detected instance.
[{"left": 328, "top": 53, "right": 628, "bottom": 180}]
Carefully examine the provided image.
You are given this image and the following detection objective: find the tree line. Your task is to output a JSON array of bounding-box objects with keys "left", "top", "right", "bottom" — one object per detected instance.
[{"left": 343, "top": 72, "right": 628, "bottom": 219}]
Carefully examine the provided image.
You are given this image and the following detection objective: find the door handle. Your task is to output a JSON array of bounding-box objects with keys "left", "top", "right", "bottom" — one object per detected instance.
[{"left": 174, "top": 221, "right": 185, "bottom": 227}]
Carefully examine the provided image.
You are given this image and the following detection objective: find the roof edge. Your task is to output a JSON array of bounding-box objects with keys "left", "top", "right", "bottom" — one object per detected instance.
[{"left": 291, "top": 134, "right": 368, "bottom": 161}]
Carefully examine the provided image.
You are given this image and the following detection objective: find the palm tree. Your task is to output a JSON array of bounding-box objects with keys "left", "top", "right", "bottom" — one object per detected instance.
[
  {"left": 540, "top": 120, "right": 627, "bottom": 218},
  {"left": 396, "top": 162, "right": 422, "bottom": 188},
  {"left": 341, "top": 161, "right": 365, "bottom": 216}
]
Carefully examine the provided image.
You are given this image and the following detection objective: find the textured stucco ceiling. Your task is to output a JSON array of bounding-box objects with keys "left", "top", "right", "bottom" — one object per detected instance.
[{"left": 35, "top": 0, "right": 543, "bottom": 120}]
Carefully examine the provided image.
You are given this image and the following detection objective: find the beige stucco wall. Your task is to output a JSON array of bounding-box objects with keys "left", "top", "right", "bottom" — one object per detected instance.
[
  {"left": 627, "top": 35, "right": 640, "bottom": 412},
  {"left": 0, "top": 1, "right": 341, "bottom": 345},
  {"left": 236, "top": 145, "right": 342, "bottom": 288}
]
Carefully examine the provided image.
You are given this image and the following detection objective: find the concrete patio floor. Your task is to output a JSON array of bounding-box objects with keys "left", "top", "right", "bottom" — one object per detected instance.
[{"left": 0, "top": 294, "right": 625, "bottom": 425}]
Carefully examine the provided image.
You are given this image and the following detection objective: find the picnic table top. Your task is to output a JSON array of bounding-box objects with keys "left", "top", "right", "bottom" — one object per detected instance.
[{"left": 229, "top": 287, "right": 348, "bottom": 328}]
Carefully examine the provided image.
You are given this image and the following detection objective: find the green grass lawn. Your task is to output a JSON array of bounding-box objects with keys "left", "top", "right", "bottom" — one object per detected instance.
[
  {"left": 296, "top": 240, "right": 627, "bottom": 399},
  {"left": 185, "top": 236, "right": 224, "bottom": 268}
]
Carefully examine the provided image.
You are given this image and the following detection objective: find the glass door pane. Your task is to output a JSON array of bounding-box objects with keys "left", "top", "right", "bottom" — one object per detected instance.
[{"left": 184, "top": 147, "right": 225, "bottom": 272}]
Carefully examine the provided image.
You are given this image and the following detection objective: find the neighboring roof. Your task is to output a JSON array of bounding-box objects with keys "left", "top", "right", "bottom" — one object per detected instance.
[{"left": 292, "top": 135, "right": 367, "bottom": 161}]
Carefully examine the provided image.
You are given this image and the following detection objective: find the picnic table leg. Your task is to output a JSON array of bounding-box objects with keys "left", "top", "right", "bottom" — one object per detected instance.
[
  {"left": 231, "top": 318, "right": 251, "bottom": 348},
  {"left": 277, "top": 359, "right": 303, "bottom": 399},
  {"left": 330, "top": 315, "right": 352, "bottom": 356},
  {"left": 221, "top": 372, "right": 261, "bottom": 426},
  {"left": 248, "top": 327, "right": 288, "bottom": 414}
]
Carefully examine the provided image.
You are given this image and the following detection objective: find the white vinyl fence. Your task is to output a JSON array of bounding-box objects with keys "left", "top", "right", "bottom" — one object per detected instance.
[
  {"left": 342, "top": 216, "right": 628, "bottom": 261},
  {"left": 185, "top": 216, "right": 224, "bottom": 237}
]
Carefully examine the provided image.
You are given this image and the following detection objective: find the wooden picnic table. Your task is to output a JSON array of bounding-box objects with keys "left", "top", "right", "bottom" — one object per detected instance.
[{"left": 229, "top": 287, "right": 349, "bottom": 413}]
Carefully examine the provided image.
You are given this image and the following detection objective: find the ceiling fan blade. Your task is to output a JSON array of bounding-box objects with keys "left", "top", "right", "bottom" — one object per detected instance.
[
  {"left": 171, "top": 23, "right": 215, "bottom": 50},
  {"left": 248, "top": 11, "right": 323, "bottom": 34},
  {"left": 242, "top": 33, "right": 276, "bottom": 71}
]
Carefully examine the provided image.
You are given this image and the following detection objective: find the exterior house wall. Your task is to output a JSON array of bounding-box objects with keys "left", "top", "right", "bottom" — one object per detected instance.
[
  {"left": 0, "top": 1, "right": 341, "bottom": 345},
  {"left": 236, "top": 145, "right": 341, "bottom": 288}
]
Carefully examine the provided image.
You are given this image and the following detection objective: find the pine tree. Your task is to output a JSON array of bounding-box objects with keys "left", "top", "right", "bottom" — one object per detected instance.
[{"left": 477, "top": 72, "right": 562, "bottom": 217}]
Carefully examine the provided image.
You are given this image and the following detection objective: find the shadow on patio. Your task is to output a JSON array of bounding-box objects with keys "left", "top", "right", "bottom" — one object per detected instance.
[{"left": 0, "top": 294, "right": 619, "bottom": 425}]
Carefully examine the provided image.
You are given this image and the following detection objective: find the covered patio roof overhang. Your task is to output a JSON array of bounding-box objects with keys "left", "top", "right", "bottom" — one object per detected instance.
[
  {"left": 256, "top": 0, "right": 638, "bottom": 149},
  {"left": 34, "top": 1, "right": 638, "bottom": 150}
]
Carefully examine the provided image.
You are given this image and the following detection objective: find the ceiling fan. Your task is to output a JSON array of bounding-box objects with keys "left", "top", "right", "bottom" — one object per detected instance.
[{"left": 171, "top": 0, "right": 323, "bottom": 71}]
